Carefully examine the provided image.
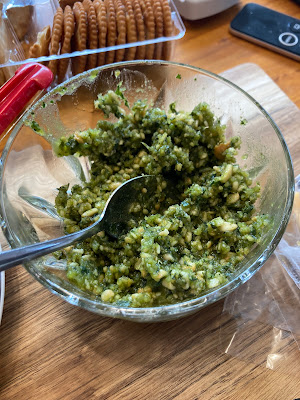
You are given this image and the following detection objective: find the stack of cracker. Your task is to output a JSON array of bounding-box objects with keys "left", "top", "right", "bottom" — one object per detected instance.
[{"left": 29, "top": 0, "right": 174, "bottom": 82}]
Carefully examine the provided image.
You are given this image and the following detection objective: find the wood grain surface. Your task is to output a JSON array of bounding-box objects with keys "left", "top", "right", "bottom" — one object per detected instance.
[
  {"left": 1, "top": 1, "right": 300, "bottom": 399},
  {"left": 174, "top": 0, "right": 300, "bottom": 109}
]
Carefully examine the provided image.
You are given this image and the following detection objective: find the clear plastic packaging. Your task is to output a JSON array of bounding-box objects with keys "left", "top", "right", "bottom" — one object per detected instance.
[
  {"left": 275, "top": 174, "right": 300, "bottom": 289},
  {"left": 2, "top": 0, "right": 59, "bottom": 58},
  {"left": 0, "top": 0, "right": 186, "bottom": 83},
  {"left": 0, "top": 1, "right": 24, "bottom": 84},
  {"left": 220, "top": 176, "right": 300, "bottom": 375}
]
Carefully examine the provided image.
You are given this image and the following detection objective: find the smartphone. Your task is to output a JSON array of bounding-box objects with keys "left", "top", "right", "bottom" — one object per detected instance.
[{"left": 230, "top": 3, "right": 300, "bottom": 61}]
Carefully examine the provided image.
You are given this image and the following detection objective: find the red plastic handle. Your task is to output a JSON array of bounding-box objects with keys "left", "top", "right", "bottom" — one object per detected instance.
[{"left": 0, "top": 63, "right": 53, "bottom": 135}]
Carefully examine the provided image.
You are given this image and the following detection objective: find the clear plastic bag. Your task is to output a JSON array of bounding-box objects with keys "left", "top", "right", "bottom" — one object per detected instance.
[
  {"left": 275, "top": 174, "right": 300, "bottom": 289},
  {"left": 0, "top": 2, "right": 23, "bottom": 84},
  {"left": 0, "top": 0, "right": 58, "bottom": 61},
  {"left": 220, "top": 176, "right": 300, "bottom": 375}
]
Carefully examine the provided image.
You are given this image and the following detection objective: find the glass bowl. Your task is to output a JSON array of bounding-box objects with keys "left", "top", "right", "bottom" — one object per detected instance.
[{"left": 0, "top": 61, "right": 294, "bottom": 322}]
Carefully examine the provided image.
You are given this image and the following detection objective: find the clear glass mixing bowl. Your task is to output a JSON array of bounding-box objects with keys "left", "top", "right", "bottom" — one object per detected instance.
[{"left": 0, "top": 61, "right": 294, "bottom": 322}]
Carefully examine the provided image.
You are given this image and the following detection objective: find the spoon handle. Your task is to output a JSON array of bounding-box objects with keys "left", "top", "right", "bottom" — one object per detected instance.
[{"left": 0, "top": 219, "right": 102, "bottom": 272}]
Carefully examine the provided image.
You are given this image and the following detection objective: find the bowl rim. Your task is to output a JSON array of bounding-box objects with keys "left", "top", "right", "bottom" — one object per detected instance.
[{"left": 0, "top": 60, "right": 295, "bottom": 319}]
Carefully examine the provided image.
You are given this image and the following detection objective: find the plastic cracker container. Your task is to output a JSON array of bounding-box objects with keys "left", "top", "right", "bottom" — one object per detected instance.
[{"left": 0, "top": 0, "right": 185, "bottom": 84}]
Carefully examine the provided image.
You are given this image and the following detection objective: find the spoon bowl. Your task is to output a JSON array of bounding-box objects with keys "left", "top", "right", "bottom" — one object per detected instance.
[{"left": 0, "top": 175, "right": 156, "bottom": 272}]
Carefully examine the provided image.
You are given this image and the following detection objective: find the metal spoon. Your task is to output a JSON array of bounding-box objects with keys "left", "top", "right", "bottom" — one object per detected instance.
[{"left": 0, "top": 175, "right": 156, "bottom": 272}]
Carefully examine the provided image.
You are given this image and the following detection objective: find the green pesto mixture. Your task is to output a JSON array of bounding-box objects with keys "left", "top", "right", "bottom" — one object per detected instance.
[{"left": 54, "top": 88, "right": 268, "bottom": 307}]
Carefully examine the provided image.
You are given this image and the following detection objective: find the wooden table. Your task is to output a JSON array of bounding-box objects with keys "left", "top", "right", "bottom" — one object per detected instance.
[{"left": 1, "top": 1, "right": 300, "bottom": 399}]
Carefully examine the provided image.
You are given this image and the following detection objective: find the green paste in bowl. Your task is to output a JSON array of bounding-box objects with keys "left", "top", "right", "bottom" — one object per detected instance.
[{"left": 53, "top": 89, "right": 268, "bottom": 307}]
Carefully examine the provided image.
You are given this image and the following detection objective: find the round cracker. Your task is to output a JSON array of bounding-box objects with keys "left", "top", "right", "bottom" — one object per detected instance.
[
  {"left": 96, "top": 0, "right": 107, "bottom": 66},
  {"left": 72, "top": 2, "right": 87, "bottom": 75},
  {"left": 139, "top": 0, "right": 155, "bottom": 59},
  {"left": 160, "top": 0, "right": 173, "bottom": 60},
  {"left": 59, "top": 0, "right": 77, "bottom": 9},
  {"left": 93, "top": 0, "right": 102, "bottom": 12},
  {"left": 82, "top": 0, "right": 91, "bottom": 11},
  {"left": 57, "top": 6, "right": 75, "bottom": 82},
  {"left": 132, "top": 0, "right": 145, "bottom": 60},
  {"left": 114, "top": 0, "right": 126, "bottom": 62},
  {"left": 122, "top": 0, "right": 137, "bottom": 60},
  {"left": 29, "top": 25, "right": 51, "bottom": 59},
  {"left": 153, "top": 0, "right": 164, "bottom": 59},
  {"left": 85, "top": 0, "right": 99, "bottom": 69},
  {"left": 48, "top": 7, "right": 64, "bottom": 76},
  {"left": 105, "top": 0, "right": 117, "bottom": 64}
]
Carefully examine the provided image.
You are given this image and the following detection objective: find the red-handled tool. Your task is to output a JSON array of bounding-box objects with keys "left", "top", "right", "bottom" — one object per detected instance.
[{"left": 0, "top": 63, "right": 53, "bottom": 135}]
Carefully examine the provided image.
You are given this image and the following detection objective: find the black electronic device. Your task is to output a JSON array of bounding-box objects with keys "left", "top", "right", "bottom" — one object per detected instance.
[{"left": 230, "top": 3, "right": 300, "bottom": 61}]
